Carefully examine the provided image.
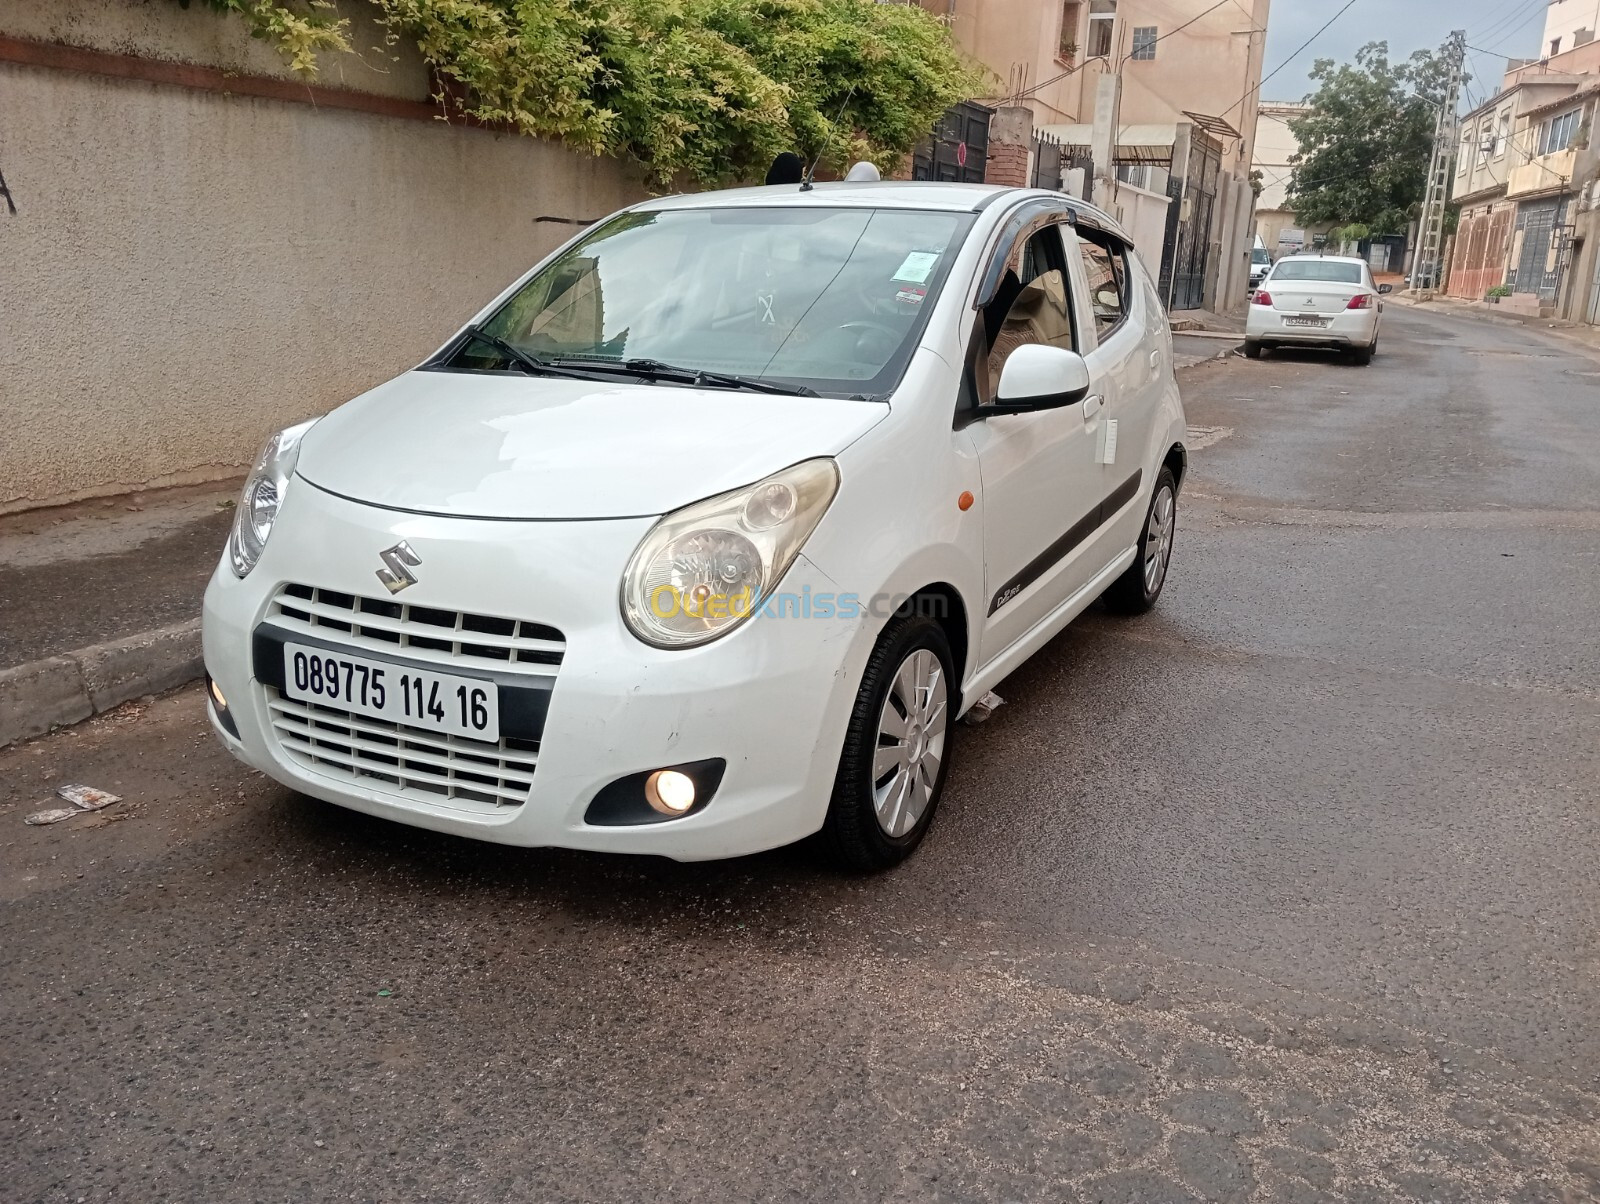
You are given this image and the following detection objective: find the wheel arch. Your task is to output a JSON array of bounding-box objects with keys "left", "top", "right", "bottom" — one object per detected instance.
[
  {"left": 1163, "top": 442, "right": 1188, "bottom": 492},
  {"left": 899, "top": 582, "right": 970, "bottom": 698}
]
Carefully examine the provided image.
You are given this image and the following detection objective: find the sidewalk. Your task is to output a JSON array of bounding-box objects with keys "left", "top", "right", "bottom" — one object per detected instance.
[
  {"left": 0, "top": 482, "right": 238, "bottom": 746},
  {"left": 1389, "top": 289, "right": 1600, "bottom": 354}
]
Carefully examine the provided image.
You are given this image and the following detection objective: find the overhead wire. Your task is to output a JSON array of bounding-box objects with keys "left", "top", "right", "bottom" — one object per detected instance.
[{"left": 1223, "top": 0, "right": 1361, "bottom": 118}]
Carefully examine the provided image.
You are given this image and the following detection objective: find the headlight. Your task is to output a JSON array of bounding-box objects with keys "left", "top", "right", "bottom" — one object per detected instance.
[
  {"left": 621, "top": 459, "right": 840, "bottom": 648},
  {"left": 228, "top": 420, "right": 318, "bottom": 578}
]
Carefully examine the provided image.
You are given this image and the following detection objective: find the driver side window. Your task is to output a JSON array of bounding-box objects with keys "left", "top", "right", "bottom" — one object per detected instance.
[{"left": 975, "top": 225, "right": 1076, "bottom": 404}]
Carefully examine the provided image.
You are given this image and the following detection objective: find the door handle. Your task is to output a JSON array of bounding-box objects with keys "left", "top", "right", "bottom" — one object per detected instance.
[{"left": 1082, "top": 394, "right": 1104, "bottom": 420}]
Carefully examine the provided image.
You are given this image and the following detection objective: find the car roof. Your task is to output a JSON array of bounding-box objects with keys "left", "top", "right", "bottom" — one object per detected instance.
[{"left": 633, "top": 181, "right": 1133, "bottom": 241}]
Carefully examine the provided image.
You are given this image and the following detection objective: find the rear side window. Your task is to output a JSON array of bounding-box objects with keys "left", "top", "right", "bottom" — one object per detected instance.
[{"left": 1076, "top": 228, "right": 1131, "bottom": 337}]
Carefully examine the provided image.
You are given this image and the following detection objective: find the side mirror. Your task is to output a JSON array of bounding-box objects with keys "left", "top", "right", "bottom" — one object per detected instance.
[
  {"left": 1378, "top": 283, "right": 1394, "bottom": 295},
  {"left": 992, "top": 345, "right": 1092, "bottom": 413}
]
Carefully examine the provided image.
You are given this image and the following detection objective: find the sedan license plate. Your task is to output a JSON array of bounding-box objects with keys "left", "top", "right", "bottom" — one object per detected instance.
[
  {"left": 1285, "top": 315, "right": 1328, "bottom": 328},
  {"left": 282, "top": 643, "right": 500, "bottom": 741}
]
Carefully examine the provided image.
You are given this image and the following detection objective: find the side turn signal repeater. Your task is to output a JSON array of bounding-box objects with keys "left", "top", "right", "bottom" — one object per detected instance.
[{"left": 958, "top": 491, "right": 975, "bottom": 512}]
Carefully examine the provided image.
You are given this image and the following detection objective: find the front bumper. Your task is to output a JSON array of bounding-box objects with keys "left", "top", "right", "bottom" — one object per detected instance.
[
  {"left": 1246, "top": 306, "right": 1378, "bottom": 348},
  {"left": 203, "top": 480, "right": 863, "bottom": 860}
]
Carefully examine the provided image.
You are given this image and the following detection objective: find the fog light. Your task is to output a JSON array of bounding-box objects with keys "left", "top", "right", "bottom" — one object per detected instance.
[
  {"left": 206, "top": 673, "right": 241, "bottom": 740},
  {"left": 644, "top": 769, "right": 696, "bottom": 815}
]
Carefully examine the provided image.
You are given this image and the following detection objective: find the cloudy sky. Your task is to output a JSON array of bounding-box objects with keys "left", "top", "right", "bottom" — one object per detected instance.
[{"left": 1261, "top": 0, "right": 1567, "bottom": 104}]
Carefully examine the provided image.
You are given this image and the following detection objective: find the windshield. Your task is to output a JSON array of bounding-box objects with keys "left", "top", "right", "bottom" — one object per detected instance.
[
  {"left": 1271, "top": 260, "right": 1363, "bottom": 284},
  {"left": 443, "top": 206, "right": 975, "bottom": 398}
]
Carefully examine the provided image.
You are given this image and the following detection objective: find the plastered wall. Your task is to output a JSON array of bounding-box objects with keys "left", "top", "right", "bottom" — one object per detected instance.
[{"left": 0, "top": 1, "right": 647, "bottom": 513}]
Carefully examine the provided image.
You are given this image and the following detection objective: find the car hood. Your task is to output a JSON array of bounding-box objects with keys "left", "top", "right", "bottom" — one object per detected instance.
[{"left": 293, "top": 370, "right": 889, "bottom": 520}]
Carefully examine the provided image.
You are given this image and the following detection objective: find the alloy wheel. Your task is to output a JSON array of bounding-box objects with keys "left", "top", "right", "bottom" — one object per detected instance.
[
  {"left": 872, "top": 648, "right": 949, "bottom": 838},
  {"left": 1143, "top": 484, "right": 1176, "bottom": 594}
]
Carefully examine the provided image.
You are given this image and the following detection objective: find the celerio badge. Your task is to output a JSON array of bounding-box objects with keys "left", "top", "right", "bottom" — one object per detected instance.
[{"left": 376, "top": 541, "right": 421, "bottom": 594}]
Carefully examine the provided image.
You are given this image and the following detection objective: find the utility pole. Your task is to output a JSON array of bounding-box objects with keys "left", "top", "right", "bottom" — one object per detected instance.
[
  {"left": 1089, "top": 70, "right": 1122, "bottom": 213},
  {"left": 1415, "top": 30, "right": 1466, "bottom": 293}
]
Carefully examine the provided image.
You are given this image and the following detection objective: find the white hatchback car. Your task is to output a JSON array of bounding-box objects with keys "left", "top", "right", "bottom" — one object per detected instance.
[
  {"left": 203, "top": 180, "right": 1187, "bottom": 869},
  {"left": 1245, "top": 254, "right": 1390, "bottom": 364}
]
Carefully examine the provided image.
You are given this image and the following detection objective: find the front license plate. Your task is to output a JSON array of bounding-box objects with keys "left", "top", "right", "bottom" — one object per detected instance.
[
  {"left": 1285, "top": 315, "right": 1328, "bottom": 328},
  {"left": 282, "top": 642, "right": 500, "bottom": 741}
]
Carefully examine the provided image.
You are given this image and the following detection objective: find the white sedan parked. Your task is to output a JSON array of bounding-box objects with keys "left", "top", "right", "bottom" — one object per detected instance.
[
  {"left": 1245, "top": 254, "right": 1391, "bottom": 365},
  {"left": 203, "top": 178, "right": 1187, "bottom": 869}
]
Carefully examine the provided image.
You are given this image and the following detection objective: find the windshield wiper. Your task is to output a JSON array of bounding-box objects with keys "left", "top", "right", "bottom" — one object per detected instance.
[
  {"left": 552, "top": 357, "right": 819, "bottom": 398},
  {"left": 460, "top": 327, "right": 607, "bottom": 381}
]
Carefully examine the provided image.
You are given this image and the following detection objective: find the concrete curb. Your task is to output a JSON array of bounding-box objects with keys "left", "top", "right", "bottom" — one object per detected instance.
[
  {"left": 1174, "top": 345, "right": 1239, "bottom": 373},
  {"left": 0, "top": 619, "right": 202, "bottom": 748}
]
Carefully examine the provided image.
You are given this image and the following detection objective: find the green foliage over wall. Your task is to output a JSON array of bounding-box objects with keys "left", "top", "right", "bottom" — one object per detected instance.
[{"left": 184, "top": 0, "right": 985, "bottom": 188}]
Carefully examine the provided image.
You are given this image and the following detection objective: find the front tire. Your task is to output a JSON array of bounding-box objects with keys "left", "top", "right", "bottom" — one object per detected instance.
[
  {"left": 1103, "top": 467, "right": 1178, "bottom": 615},
  {"left": 822, "top": 615, "right": 956, "bottom": 871}
]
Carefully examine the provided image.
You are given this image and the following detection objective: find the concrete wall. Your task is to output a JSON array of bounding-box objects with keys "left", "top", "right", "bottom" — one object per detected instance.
[
  {"left": 0, "top": 0, "right": 647, "bottom": 514},
  {"left": 1113, "top": 181, "right": 1172, "bottom": 271}
]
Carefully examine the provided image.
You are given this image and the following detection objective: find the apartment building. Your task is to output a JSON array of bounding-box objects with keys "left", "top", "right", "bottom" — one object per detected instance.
[
  {"left": 1447, "top": 3, "right": 1600, "bottom": 321},
  {"left": 915, "top": 0, "right": 1271, "bottom": 310}
]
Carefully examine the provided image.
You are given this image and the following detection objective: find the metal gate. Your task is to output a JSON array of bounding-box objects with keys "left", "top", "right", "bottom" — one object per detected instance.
[
  {"left": 1031, "top": 131, "right": 1065, "bottom": 191},
  {"left": 1511, "top": 197, "right": 1568, "bottom": 301},
  {"left": 912, "top": 102, "right": 992, "bottom": 183},
  {"left": 1159, "top": 136, "right": 1221, "bottom": 311}
]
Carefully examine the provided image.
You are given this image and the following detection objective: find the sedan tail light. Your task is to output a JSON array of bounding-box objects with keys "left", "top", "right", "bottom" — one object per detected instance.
[
  {"left": 1252, "top": 291, "right": 1273, "bottom": 306},
  {"left": 1347, "top": 294, "right": 1375, "bottom": 310}
]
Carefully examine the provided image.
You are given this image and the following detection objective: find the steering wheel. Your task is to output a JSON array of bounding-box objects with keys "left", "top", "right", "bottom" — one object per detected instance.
[{"left": 837, "top": 320, "right": 901, "bottom": 361}]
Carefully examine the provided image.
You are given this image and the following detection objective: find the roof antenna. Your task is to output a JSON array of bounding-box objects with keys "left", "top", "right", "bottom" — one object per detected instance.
[{"left": 801, "top": 83, "right": 857, "bottom": 192}]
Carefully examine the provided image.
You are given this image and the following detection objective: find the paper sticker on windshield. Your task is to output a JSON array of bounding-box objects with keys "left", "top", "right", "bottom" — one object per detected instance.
[
  {"left": 892, "top": 252, "right": 940, "bottom": 285},
  {"left": 895, "top": 286, "right": 926, "bottom": 307}
]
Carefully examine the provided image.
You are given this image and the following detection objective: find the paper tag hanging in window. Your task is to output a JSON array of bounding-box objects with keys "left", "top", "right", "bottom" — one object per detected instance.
[{"left": 892, "top": 252, "right": 939, "bottom": 285}]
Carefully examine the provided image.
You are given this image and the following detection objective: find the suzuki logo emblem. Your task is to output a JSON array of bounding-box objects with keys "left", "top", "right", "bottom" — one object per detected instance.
[{"left": 376, "top": 541, "right": 421, "bottom": 594}]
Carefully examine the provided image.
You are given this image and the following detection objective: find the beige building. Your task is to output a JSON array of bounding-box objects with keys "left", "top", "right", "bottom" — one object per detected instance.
[
  {"left": 916, "top": 0, "right": 1271, "bottom": 310},
  {"left": 1447, "top": 2, "right": 1600, "bottom": 320},
  {"left": 1539, "top": 0, "right": 1600, "bottom": 59},
  {"left": 1250, "top": 101, "right": 1333, "bottom": 256},
  {"left": 0, "top": 0, "right": 646, "bottom": 514}
]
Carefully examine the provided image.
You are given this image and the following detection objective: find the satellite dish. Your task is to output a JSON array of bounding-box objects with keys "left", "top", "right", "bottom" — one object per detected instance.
[{"left": 844, "top": 161, "right": 882, "bottom": 182}]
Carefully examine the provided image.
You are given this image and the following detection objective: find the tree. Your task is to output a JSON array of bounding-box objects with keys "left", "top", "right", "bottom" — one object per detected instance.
[
  {"left": 185, "top": 0, "right": 984, "bottom": 188},
  {"left": 1286, "top": 40, "right": 1462, "bottom": 235}
]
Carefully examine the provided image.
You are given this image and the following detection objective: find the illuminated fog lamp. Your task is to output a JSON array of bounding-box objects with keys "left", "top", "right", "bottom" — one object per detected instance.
[
  {"left": 206, "top": 673, "right": 241, "bottom": 740},
  {"left": 644, "top": 769, "right": 697, "bottom": 816}
]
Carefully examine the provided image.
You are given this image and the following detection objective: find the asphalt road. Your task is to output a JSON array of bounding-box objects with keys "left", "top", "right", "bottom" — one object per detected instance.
[{"left": 4, "top": 306, "right": 1599, "bottom": 1203}]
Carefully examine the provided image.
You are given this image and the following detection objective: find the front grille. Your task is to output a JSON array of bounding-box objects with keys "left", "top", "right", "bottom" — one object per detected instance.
[
  {"left": 269, "top": 693, "right": 538, "bottom": 809},
  {"left": 270, "top": 584, "right": 565, "bottom": 672}
]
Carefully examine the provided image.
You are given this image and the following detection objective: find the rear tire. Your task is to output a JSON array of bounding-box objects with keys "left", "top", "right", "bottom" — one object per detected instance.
[
  {"left": 1243, "top": 340, "right": 1264, "bottom": 360},
  {"left": 1103, "top": 467, "right": 1178, "bottom": 616},
  {"left": 1350, "top": 344, "right": 1373, "bottom": 366},
  {"left": 822, "top": 615, "right": 957, "bottom": 872}
]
